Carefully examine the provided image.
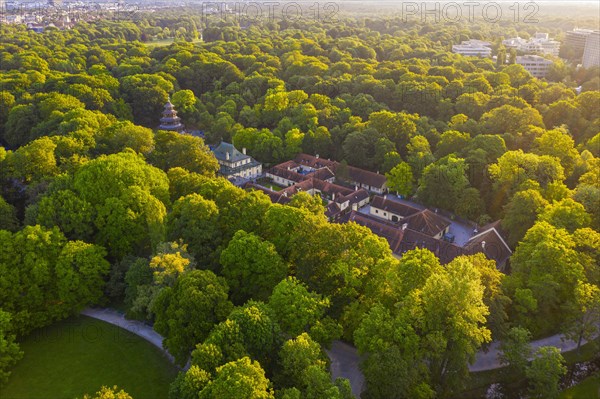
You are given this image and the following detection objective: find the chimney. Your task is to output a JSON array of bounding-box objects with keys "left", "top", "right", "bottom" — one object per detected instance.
[
  {"left": 402, "top": 223, "right": 408, "bottom": 231},
  {"left": 242, "top": 147, "right": 246, "bottom": 155},
  {"left": 332, "top": 193, "right": 335, "bottom": 201},
  {"left": 481, "top": 241, "right": 486, "bottom": 251},
  {"left": 316, "top": 154, "right": 319, "bottom": 158},
  {"left": 226, "top": 152, "right": 230, "bottom": 161}
]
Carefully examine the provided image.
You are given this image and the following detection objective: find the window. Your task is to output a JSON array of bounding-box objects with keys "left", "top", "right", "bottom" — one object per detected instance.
[{"left": 375, "top": 210, "right": 379, "bottom": 214}]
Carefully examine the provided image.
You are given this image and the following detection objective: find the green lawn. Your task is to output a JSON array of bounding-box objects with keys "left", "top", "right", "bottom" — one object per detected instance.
[
  {"left": 1, "top": 316, "right": 178, "bottom": 399},
  {"left": 560, "top": 374, "right": 600, "bottom": 399},
  {"left": 256, "top": 178, "right": 284, "bottom": 191},
  {"left": 262, "top": 183, "right": 284, "bottom": 191}
]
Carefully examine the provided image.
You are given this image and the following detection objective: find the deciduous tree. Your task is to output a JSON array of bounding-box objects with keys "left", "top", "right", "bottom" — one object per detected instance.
[
  {"left": 385, "top": 162, "right": 413, "bottom": 197},
  {"left": 526, "top": 347, "right": 566, "bottom": 399},
  {"left": 0, "top": 310, "right": 23, "bottom": 385},
  {"left": 539, "top": 198, "right": 591, "bottom": 233},
  {"left": 502, "top": 189, "right": 549, "bottom": 246},
  {"left": 199, "top": 357, "right": 274, "bottom": 399},
  {"left": 220, "top": 230, "right": 287, "bottom": 304},
  {"left": 416, "top": 155, "right": 469, "bottom": 213},
  {"left": 152, "top": 270, "right": 233, "bottom": 365},
  {"left": 268, "top": 277, "right": 330, "bottom": 337},
  {"left": 167, "top": 194, "right": 220, "bottom": 268},
  {"left": 562, "top": 281, "right": 600, "bottom": 353},
  {"left": 150, "top": 130, "right": 219, "bottom": 177},
  {"left": 498, "top": 327, "right": 532, "bottom": 374}
]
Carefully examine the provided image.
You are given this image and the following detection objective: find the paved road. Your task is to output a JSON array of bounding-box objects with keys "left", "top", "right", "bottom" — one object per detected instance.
[
  {"left": 327, "top": 328, "right": 598, "bottom": 397},
  {"left": 81, "top": 308, "right": 178, "bottom": 366},
  {"left": 84, "top": 308, "right": 365, "bottom": 395},
  {"left": 84, "top": 307, "right": 595, "bottom": 396},
  {"left": 471, "top": 329, "right": 598, "bottom": 372},
  {"left": 326, "top": 341, "right": 365, "bottom": 397}
]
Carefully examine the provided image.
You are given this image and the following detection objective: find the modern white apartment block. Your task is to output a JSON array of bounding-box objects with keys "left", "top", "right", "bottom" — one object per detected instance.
[
  {"left": 452, "top": 40, "right": 492, "bottom": 57},
  {"left": 582, "top": 31, "right": 600, "bottom": 68},
  {"left": 565, "top": 28, "right": 596, "bottom": 53},
  {"left": 516, "top": 55, "right": 554, "bottom": 78},
  {"left": 503, "top": 33, "right": 560, "bottom": 56}
]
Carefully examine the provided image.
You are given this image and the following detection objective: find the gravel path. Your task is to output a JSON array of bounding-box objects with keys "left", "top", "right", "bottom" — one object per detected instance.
[
  {"left": 327, "top": 328, "right": 598, "bottom": 397},
  {"left": 471, "top": 329, "right": 598, "bottom": 372},
  {"left": 84, "top": 307, "right": 596, "bottom": 396},
  {"left": 83, "top": 308, "right": 364, "bottom": 394},
  {"left": 81, "top": 307, "right": 178, "bottom": 366}
]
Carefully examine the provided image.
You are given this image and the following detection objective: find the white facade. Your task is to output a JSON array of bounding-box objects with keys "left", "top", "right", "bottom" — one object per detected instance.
[
  {"left": 370, "top": 207, "right": 404, "bottom": 222},
  {"left": 565, "top": 29, "right": 595, "bottom": 52},
  {"left": 503, "top": 33, "right": 560, "bottom": 56},
  {"left": 452, "top": 40, "right": 492, "bottom": 57},
  {"left": 212, "top": 142, "right": 262, "bottom": 180},
  {"left": 516, "top": 55, "right": 554, "bottom": 78},
  {"left": 266, "top": 172, "right": 296, "bottom": 187},
  {"left": 359, "top": 182, "right": 386, "bottom": 195},
  {"left": 583, "top": 31, "right": 600, "bottom": 69}
]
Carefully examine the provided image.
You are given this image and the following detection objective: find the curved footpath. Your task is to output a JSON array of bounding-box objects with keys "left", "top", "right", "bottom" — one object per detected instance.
[
  {"left": 83, "top": 308, "right": 596, "bottom": 397},
  {"left": 471, "top": 328, "right": 598, "bottom": 372},
  {"left": 326, "top": 328, "right": 599, "bottom": 396},
  {"left": 81, "top": 308, "right": 177, "bottom": 366}
]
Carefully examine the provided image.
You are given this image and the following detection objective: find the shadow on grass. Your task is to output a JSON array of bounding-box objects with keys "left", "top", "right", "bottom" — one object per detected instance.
[{"left": 1, "top": 315, "right": 177, "bottom": 399}]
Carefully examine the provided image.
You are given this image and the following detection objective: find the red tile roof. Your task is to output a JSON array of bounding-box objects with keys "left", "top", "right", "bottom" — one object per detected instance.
[
  {"left": 347, "top": 211, "right": 405, "bottom": 253},
  {"left": 292, "top": 153, "right": 387, "bottom": 189},
  {"left": 403, "top": 209, "right": 451, "bottom": 237},
  {"left": 344, "top": 212, "right": 511, "bottom": 267},
  {"left": 244, "top": 183, "right": 291, "bottom": 204},
  {"left": 463, "top": 226, "right": 512, "bottom": 269}
]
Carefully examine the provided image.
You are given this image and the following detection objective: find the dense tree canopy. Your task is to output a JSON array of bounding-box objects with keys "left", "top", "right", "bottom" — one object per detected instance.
[
  {"left": 152, "top": 269, "right": 233, "bottom": 365},
  {"left": 0, "top": 8, "right": 598, "bottom": 398},
  {"left": 0, "top": 226, "right": 109, "bottom": 334}
]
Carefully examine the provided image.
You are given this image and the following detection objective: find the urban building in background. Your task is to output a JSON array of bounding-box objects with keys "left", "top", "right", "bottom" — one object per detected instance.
[
  {"left": 562, "top": 28, "right": 597, "bottom": 61},
  {"left": 582, "top": 30, "right": 600, "bottom": 68},
  {"left": 565, "top": 28, "right": 596, "bottom": 52},
  {"left": 516, "top": 55, "right": 554, "bottom": 78},
  {"left": 452, "top": 39, "right": 492, "bottom": 57},
  {"left": 503, "top": 33, "right": 560, "bottom": 56}
]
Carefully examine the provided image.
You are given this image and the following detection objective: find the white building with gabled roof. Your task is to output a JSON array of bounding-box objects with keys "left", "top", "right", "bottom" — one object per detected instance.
[{"left": 212, "top": 142, "right": 262, "bottom": 180}]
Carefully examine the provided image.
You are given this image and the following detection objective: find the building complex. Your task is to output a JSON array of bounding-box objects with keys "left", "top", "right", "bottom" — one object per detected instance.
[
  {"left": 503, "top": 33, "right": 560, "bottom": 56},
  {"left": 515, "top": 55, "right": 554, "bottom": 78},
  {"left": 582, "top": 31, "right": 600, "bottom": 69},
  {"left": 246, "top": 154, "right": 511, "bottom": 270},
  {"left": 452, "top": 39, "right": 492, "bottom": 57}
]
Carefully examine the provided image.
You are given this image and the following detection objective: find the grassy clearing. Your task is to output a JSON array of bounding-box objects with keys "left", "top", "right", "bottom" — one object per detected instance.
[
  {"left": 1, "top": 315, "right": 177, "bottom": 399},
  {"left": 560, "top": 374, "right": 600, "bottom": 399},
  {"left": 256, "top": 178, "right": 285, "bottom": 191}
]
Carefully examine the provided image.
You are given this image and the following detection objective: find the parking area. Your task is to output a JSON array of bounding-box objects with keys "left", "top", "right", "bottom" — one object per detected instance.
[
  {"left": 448, "top": 219, "right": 475, "bottom": 246},
  {"left": 382, "top": 194, "right": 476, "bottom": 246}
]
